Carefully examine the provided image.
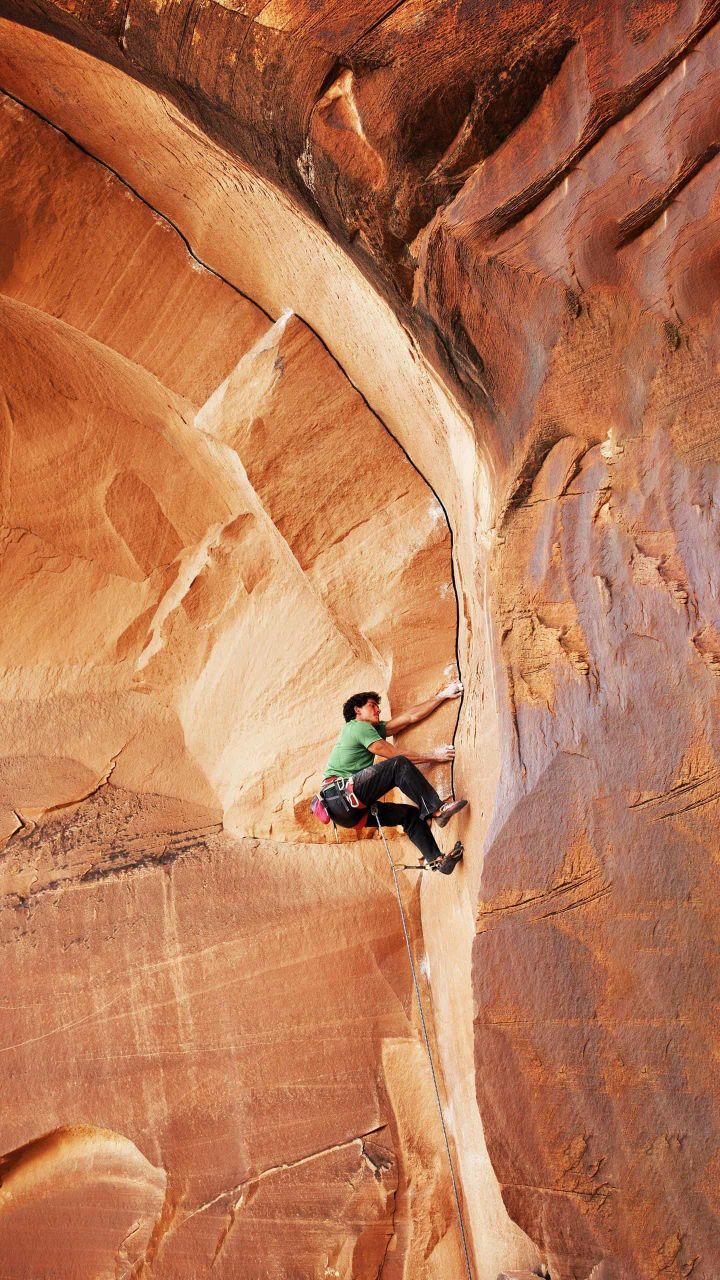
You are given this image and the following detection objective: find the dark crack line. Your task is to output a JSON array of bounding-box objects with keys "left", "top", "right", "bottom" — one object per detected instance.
[
  {"left": 239, "top": 1124, "right": 388, "bottom": 1185},
  {"left": 660, "top": 789, "right": 720, "bottom": 819},
  {"left": 210, "top": 1197, "right": 239, "bottom": 1270},
  {"left": 617, "top": 143, "right": 720, "bottom": 247},
  {"left": 349, "top": 0, "right": 407, "bottom": 45},
  {"left": 629, "top": 770, "right": 717, "bottom": 808},
  {"left": 30, "top": 757, "right": 118, "bottom": 819},
  {"left": 0, "top": 84, "right": 276, "bottom": 326},
  {"left": 114, "top": 1219, "right": 143, "bottom": 1278},
  {"left": 477, "top": 870, "right": 600, "bottom": 920},
  {"left": 540, "top": 883, "right": 612, "bottom": 919}
]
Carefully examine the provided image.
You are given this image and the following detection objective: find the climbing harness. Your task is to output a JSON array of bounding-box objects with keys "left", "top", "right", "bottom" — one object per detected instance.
[
  {"left": 313, "top": 776, "right": 369, "bottom": 830},
  {"left": 371, "top": 806, "right": 476, "bottom": 1280}
]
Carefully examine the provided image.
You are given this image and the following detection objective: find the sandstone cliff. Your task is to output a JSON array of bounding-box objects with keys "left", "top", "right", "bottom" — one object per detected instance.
[{"left": 1, "top": 3, "right": 719, "bottom": 1278}]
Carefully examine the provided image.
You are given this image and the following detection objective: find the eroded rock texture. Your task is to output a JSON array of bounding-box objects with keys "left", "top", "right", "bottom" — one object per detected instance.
[
  {"left": 2, "top": 790, "right": 465, "bottom": 1278},
  {"left": 1, "top": 3, "right": 720, "bottom": 1279},
  {"left": 0, "top": 83, "right": 464, "bottom": 1280}
]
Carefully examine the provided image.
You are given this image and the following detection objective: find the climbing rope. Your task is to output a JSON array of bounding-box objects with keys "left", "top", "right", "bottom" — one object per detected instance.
[{"left": 372, "top": 807, "right": 476, "bottom": 1280}]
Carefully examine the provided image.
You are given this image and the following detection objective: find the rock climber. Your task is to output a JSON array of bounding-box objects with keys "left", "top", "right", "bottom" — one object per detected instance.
[{"left": 314, "top": 683, "right": 468, "bottom": 874}]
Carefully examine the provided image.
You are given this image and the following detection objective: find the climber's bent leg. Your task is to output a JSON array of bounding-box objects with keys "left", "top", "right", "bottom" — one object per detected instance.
[
  {"left": 372, "top": 801, "right": 443, "bottom": 864},
  {"left": 350, "top": 756, "right": 442, "bottom": 819}
]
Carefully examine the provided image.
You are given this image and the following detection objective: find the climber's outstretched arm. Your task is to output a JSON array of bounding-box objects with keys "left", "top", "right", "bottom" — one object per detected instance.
[
  {"left": 385, "top": 680, "right": 463, "bottom": 736},
  {"left": 369, "top": 739, "right": 455, "bottom": 766}
]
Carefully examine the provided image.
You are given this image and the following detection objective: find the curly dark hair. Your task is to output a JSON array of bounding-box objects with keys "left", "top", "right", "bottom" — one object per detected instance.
[{"left": 343, "top": 691, "right": 381, "bottom": 722}]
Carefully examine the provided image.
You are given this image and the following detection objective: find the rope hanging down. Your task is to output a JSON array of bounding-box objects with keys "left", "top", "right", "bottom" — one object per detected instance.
[{"left": 372, "top": 807, "right": 475, "bottom": 1280}]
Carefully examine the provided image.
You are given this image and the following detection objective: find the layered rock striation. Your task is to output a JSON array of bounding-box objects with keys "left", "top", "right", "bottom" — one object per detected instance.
[
  {"left": 0, "top": 68, "right": 468, "bottom": 1279},
  {"left": 1, "top": 3, "right": 720, "bottom": 1278}
]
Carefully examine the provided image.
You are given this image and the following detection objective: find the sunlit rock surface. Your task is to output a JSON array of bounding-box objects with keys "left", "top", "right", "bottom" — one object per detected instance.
[
  {"left": 0, "top": 73, "right": 467, "bottom": 1280},
  {"left": 0, "top": 1125, "right": 167, "bottom": 1277},
  {"left": 1, "top": 3, "right": 720, "bottom": 1278}
]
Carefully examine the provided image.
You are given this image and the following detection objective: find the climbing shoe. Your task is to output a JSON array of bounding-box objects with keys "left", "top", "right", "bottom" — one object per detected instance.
[
  {"left": 429, "top": 842, "right": 463, "bottom": 875},
  {"left": 433, "top": 798, "right": 468, "bottom": 828}
]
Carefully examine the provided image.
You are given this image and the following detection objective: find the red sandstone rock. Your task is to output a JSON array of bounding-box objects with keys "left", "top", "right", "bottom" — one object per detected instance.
[
  {"left": 0, "top": 98, "right": 456, "bottom": 841},
  {"left": 1, "top": 4, "right": 720, "bottom": 1279},
  {"left": 0, "top": 790, "right": 462, "bottom": 1277},
  {"left": 0, "top": 50, "right": 466, "bottom": 1280},
  {"left": 0, "top": 1126, "right": 167, "bottom": 1278},
  {"left": 0, "top": 93, "right": 268, "bottom": 406}
]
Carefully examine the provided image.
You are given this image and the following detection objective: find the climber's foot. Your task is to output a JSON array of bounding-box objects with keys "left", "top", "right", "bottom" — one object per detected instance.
[
  {"left": 433, "top": 798, "right": 468, "bottom": 828},
  {"left": 429, "top": 842, "right": 464, "bottom": 875}
]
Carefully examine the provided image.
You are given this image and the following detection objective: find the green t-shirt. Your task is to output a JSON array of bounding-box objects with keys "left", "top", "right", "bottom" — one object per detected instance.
[{"left": 324, "top": 720, "right": 388, "bottom": 779}]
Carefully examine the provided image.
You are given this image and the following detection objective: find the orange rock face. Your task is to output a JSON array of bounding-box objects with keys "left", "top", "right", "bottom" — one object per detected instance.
[
  {"left": 0, "top": 59, "right": 467, "bottom": 1280},
  {"left": 1, "top": 3, "right": 720, "bottom": 1279},
  {"left": 2, "top": 787, "right": 469, "bottom": 1278}
]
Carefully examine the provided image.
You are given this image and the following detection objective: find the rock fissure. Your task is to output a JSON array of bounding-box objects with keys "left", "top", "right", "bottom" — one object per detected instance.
[
  {"left": 658, "top": 790, "right": 720, "bottom": 820},
  {"left": 538, "top": 882, "right": 612, "bottom": 920},
  {"left": 629, "top": 771, "right": 719, "bottom": 808},
  {"left": 132, "top": 1179, "right": 181, "bottom": 1280},
  {"left": 617, "top": 143, "right": 720, "bottom": 249},
  {"left": 209, "top": 1194, "right": 243, "bottom": 1270},
  {"left": 184, "top": 1124, "right": 390, "bottom": 1238},
  {"left": 0, "top": 82, "right": 276, "bottom": 321},
  {"left": 235, "top": 1125, "right": 389, "bottom": 1188},
  {"left": 477, "top": 870, "right": 604, "bottom": 922}
]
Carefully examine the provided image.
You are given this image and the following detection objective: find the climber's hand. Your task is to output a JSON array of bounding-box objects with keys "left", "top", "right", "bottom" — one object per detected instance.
[
  {"left": 438, "top": 680, "right": 463, "bottom": 701},
  {"left": 431, "top": 743, "right": 455, "bottom": 762}
]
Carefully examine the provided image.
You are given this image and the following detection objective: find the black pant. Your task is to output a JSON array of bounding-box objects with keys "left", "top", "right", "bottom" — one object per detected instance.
[{"left": 327, "top": 756, "right": 443, "bottom": 863}]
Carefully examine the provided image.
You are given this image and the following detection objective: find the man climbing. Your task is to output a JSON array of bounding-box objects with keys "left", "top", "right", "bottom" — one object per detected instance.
[{"left": 317, "top": 682, "right": 468, "bottom": 874}]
